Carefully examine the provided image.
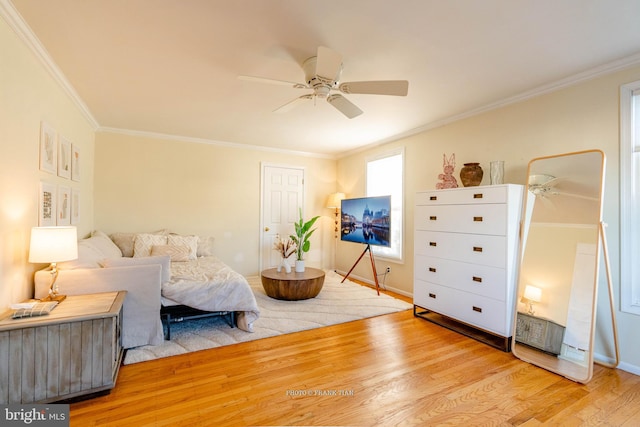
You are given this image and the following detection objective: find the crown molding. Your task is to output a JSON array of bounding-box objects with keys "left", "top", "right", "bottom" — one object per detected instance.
[
  {"left": 97, "top": 127, "right": 337, "bottom": 160},
  {"left": 0, "top": 0, "right": 99, "bottom": 129},
  {"left": 340, "top": 52, "right": 640, "bottom": 159},
  {"left": 4, "top": 0, "right": 640, "bottom": 159}
]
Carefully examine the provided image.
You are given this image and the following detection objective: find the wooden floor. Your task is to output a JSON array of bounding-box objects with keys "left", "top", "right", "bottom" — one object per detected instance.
[{"left": 70, "top": 289, "right": 640, "bottom": 426}]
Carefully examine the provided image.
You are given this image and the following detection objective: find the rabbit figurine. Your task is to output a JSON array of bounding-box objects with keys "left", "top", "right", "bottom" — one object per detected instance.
[{"left": 436, "top": 153, "right": 459, "bottom": 189}]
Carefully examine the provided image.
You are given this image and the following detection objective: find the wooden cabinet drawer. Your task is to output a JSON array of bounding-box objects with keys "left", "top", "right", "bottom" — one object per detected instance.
[
  {"left": 415, "top": 204, "right": 507, "bottom": 235},
  {"left": 414, "top": 255, "right": 507, "bottom": 301},
  {"left": 414, "top": 280, "right": 509, "bottom": 335},
  {"left": 415, "top": 230, "right": 506, "bottom": 267},
  {"left": 415, "top": 185, "right": 508, "bottom": 206}
]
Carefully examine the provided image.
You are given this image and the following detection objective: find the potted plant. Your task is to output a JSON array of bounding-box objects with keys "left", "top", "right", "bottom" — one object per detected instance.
[{"left": 290, "top": 208, "right": 320, "bottom": 272}]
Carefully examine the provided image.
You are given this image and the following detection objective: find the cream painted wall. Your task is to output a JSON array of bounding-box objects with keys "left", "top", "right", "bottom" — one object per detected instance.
[
  {"left": 93, "top": 132, "right": 336, "bottom": 276},
  {"left": 337, "top": 65, "right": 640, "bottom": 373},
  {"left": 0, "top": 17, "right": 95, "bottom": 309}
]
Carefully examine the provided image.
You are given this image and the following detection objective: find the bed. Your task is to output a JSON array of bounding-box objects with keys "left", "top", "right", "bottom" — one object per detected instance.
[
  {"left": 160, "top": 255, "right": 260, "bottom": 338},
  {"left": 34, "top": 231, "right": 261, "bottom": 348}
]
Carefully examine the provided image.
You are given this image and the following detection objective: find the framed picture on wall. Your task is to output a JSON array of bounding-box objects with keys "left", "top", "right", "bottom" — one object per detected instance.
[
  {"left": 58, "top": 136, "right": 71, "bottom": 179},
  {"left": 71, "top": 188, "right": 80, "bottom": 225},
  {"left": 39, "top": 122, "right": 57, "bottom": 174},
  {"left": 71, "top": 143, "right": 81, "bottom": 182},
  {"left": 38, "top": 181, "right": 57, "bottom": 226},
  {"left": 57, "top": 185, "right": 71, "bottom": 225}
]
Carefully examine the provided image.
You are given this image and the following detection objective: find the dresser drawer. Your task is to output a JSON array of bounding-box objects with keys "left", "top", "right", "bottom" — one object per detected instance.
[
  {"left": 414, "top": 280, "right": 509, "bottom": 335},
  {"left": 414, "top": 255, "right": 507, "bottom": 301},
  {"left": 415, "top": 185, "right": 508, "bottom": 206},
  {"left": 415, "top": 204, "right": 507, "bottom": 235},
  {"left": 415, "top": 230, "right": 506, "bottom": 267}
]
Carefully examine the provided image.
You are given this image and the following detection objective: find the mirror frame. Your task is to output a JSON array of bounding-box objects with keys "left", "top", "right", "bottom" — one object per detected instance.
[{"left": 511, "top": 149, "right": 607, "bottom": 383}]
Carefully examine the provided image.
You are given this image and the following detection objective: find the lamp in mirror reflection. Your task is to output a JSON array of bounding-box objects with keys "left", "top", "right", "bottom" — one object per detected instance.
[
  {"left": 29, "top": 226, "right": 78, "bottom": 302},
  {"left": 523, "top": 284, "right": 542, "bottom": 316},
  {"left": 326, "top": 192, "right": 345, "bottom": 239}
]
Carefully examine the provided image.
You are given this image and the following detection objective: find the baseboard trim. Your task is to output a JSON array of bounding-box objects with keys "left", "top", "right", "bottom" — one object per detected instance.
[{"left": 333, "top": 269, "right": 412, "bottom": 299}]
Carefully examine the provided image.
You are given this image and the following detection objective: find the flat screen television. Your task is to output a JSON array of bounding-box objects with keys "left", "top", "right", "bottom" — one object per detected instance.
[{"left": 340, "top": 195, "right": 391, "bottom": 247}]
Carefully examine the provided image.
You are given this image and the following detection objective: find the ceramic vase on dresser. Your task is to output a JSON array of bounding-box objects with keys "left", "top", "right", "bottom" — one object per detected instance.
[{"left": 413, "top": 184, "right": 524, "bottom": 351}]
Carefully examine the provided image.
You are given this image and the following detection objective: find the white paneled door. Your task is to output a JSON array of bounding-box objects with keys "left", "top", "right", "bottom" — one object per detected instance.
[{"left": 260, "top": 164, "right": 304, "bottom": 271}]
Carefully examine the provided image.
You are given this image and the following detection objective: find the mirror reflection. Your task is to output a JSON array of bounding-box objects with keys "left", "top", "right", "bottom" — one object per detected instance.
[{"left": 512, "top": 150, "right": 605, "bottom": 383}]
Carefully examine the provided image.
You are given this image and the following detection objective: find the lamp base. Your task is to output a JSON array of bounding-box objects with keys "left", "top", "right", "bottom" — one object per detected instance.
[{"left": 40, "top": 294, "right": 66, "bottom": 303}]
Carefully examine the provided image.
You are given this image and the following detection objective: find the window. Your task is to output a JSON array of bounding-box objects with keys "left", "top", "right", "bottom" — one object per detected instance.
[
  {"left": 620, "top": 81, "right": 640, "bottom": 315},
  {"left": 366, "top": 148, "right": 404, "bottom": 261}
]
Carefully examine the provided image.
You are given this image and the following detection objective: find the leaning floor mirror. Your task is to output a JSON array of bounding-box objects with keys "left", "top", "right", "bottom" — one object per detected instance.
[{"left": 512, "top": 149, "right": 618, "bottom": 383}]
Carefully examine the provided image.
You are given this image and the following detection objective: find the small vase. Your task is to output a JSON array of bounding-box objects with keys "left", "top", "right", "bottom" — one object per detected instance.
[
  {"left": 295, "top": 260, "right": 305, "bottom": 273},
  {"left": 282, "top": 258, "right": 291, "bottom": 273},
  {"left": 460, "top": 163, "right": 483, "bottom": 187},
  {"left": 490, "top": 160, "right": 504, "bottom": 185}
]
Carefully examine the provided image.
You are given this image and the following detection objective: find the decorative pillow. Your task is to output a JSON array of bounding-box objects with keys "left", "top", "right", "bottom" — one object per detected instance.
[
  {"left": 133, "top": 234, "right": 168, "bottom": 257},
  {"left": 167, "top": 234, "right": 199, "bottom": 260},
  {"left": 57, "top": 241, "right": 102, "bottom": 269},
  {"left": 109, "top": 232, "right": 136, "bottom": 257},
  {"left": 58, "top": 232, "right": 122, "bottom": 270},
  {"left": 101, "top": 255, "right": 171, "bottom": 284},
  {"left": 84, "top": 231, "right": 123, "bottom": 258},
  {"left": 197, "top": 236, "right": 215, "bottom": 257},
  {"left": 151, "top": 245, "right": 190, "bottom": 262},
  {"left": 111, "top": 229, "right": 168, "bottom": 257}
]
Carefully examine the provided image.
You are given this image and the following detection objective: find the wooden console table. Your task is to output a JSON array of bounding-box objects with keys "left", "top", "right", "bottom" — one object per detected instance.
[
  {"left": 0, "top": 291, "right": 125, "bottom": 404},
  {"left": 261, "top": 268, "right": 325, "bottom": 300}
]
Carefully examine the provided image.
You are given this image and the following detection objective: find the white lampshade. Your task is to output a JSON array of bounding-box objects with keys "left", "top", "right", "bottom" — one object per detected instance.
[
  {"left": 29, "top": 226, "right": 78, "bottom": 263},
  {"left": 524, "top": 285, "right": 542, "bottom": 303},
  {"left": 326, "top": 192, "right": 346, "bottom": 209}
]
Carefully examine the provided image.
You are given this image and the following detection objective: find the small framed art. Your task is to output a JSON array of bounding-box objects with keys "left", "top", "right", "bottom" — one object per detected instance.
[
  {"left": 38, "top": 181, "right": 57, "bottom": 226},
  {"left": 71, "top": 188, "right": 80, "bottom": 225},
  {"left": 57, "top": 185, "right": 71, "bottom": 225},
  {"left": 58, "top": 136, "right": 72, "bottom": 179},
  {"left": 39, "top": 122, "right": 57, "bottom": 174},
  {"left": 71, "top": 144, "right": 81, "bottom": 182}
]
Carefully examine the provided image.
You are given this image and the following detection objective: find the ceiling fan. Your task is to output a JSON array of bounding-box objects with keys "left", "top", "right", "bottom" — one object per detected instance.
[
  {"left": 239, "top": 46, "right": 409, "bottom": 119},
  {"left": 528, "top": 174, "right": 598, "bottom": 202}
]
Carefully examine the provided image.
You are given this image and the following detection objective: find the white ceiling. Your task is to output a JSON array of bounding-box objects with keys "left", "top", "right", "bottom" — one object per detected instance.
[{"left": 7, "top": 0, "right": 640, "bottom": 157}]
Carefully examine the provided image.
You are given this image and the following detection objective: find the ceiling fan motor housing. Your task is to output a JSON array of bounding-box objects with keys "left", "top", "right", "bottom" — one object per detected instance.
[{"left": 303, "top": 56, "right": 342, "bottom": 98}]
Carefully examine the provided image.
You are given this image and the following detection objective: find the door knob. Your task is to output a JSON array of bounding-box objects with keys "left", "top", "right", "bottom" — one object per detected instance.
[{"left": 264, "top": 227, "right": 270, "bottom": 232}]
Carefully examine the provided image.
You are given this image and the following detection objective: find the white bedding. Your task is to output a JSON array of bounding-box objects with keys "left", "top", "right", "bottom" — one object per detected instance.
[{"left": 161, "top": 256, "right": 259, "bottom": 332}]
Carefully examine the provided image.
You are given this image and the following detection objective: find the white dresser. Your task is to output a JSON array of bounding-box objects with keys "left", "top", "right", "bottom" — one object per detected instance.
[{"left": 413, "top": 184, "right": 524, "bottom": 350}]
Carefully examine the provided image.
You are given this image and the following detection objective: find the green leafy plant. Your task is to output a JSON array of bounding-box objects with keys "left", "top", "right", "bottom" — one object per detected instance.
[{"left": 290, "top": 208, "right": 320, "bottom": 261}]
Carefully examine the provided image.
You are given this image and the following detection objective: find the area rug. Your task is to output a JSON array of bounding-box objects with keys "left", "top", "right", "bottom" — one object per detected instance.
[{"left": 123, "top": 270, "right": 412, "bottom": 364}]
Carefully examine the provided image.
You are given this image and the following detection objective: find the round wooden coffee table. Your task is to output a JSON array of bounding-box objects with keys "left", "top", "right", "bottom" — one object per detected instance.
[{"left": 260, "top": 267, "right": 325, "bottom": 301}]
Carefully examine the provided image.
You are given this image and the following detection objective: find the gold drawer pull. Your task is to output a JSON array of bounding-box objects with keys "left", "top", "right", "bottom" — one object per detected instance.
[
  {"left": 473, "top": 193, "right": 483, "bottom": 199},
  {"left": 430, "top": 196, "right": 437, "bottom": 201},
  {"left": 473, "top": 246, "right": 483, "bottom": 252},
  {"left": 473, "top": 216, "right": 483, "bottom": 222},
  {"left": 429, "top": 215, "right": 437, "bottom": 221},
  {"left": 472, "top": 276, "right": 482, "bottom": 283},
  {"left": 429, "top": 242, "right": 437, "bottom": 247},
  {"left": 429, "top": 293, "right": 436, "bottom": 299},
  {"left": 472, "top": 306, "right": 483, "bottom": 313},
  {"left": 428, "top": 267, "right": 436, "bottom": 273}
]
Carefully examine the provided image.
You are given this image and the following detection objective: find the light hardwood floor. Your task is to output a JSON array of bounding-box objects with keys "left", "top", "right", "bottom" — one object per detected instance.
[{"left": 70, "top": 289, "right": 640, "bottom": 426}]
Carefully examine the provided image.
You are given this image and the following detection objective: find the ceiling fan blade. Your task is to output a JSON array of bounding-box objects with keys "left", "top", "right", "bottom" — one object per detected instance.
[
  {"left": 339, "top": 80, "right": 409, "bottom": 96},
  {"left": 238, "top": 75, "right": 307, "bottom": 88},
  {"left": 327, "top": 94, "right": 363, "bottom": 119},
  {"left": 273, "top": 94, "right": 313, "bottom": 113},
  {"left": 316, "top": 46, "right": 343, "bottom": 82}
]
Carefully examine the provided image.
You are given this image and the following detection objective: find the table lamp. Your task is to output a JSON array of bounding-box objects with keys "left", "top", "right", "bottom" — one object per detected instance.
[
  {"left": 523, "top": 284, "right": 542, "bottom": 316},
  {"left": 326, "top": 192, "right": 345, "bottom": 239},
  {"left": 29, "top": 226, "right": 78, "bottom": 302}
]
